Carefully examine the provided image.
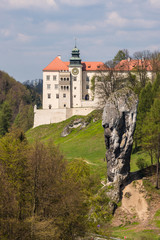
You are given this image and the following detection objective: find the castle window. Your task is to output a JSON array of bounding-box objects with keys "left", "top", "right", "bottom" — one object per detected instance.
[
  {"left": 53, "top": 75, "right": 57, "bottom": 80},
  {"left": 56, "top": 94, "right": 59, "bottom": 99},
  {"left": 64, "top": 78, "right": 66, "bottom": 81},
  {"left": 61, "top": 86, "right": 63, "bottom": 90},
  {"left": 74, "top": 87, "right": 76, "bottom": 90},
  {"left": 48, "top": 93, "right": 51, "bottom": 99},
  {"left": 67, "top": 86, "right": 69, "bottom": 90},
  {"left": 64, "top": 104, "right": 66, "bottom": 107},
  {"left": 73, "top": 77, "right": 77, "bottom": 81},
  {"left": 46, "top": 75, "right": 50, "bottom": 80},
  {"left": 86, "top": 85, "right": 89, "bottom": 89},
  {"left": 55, "top": 84, "right": 58, "bottom": 89},
  {"left": 47, "top": 84, "right": 51, "bottom": 89},
  {"left": 86, "top": 76, "right": 89, "bottom": 81},
  {"left": 49, "top": 104, "right": 52, "bottom": 109},
  {"left": 67, "top": 78, "right": 69, "bottom": 81},
  {"left": 74, "top": 95, "right": 76, "bottom": 98},
  {"left": 63, "top": 93, "right": 66, "bottom": 98},
  {"left": 64, "top": 86, "right": 66, "bottom": 90},
  {"left": 60, "top": 77, "right": 63, "bottom": 81}
]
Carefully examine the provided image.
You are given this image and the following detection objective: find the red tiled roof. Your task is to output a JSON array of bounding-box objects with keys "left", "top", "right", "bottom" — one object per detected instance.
[
  {"left": 43, "top": 57, "right": 108, "bottom": 71},
  {"left": 115, "top": 59, "right": 153, "bottom": 71},
  {"left": 43, "top": 57, "right": 69, "bottom": 71},
  {"left": 82, "top": 62, "right": 108, "bottom": 71}
]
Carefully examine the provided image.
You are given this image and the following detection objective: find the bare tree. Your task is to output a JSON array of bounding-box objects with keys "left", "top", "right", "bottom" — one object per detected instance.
[
  {"left": 132, "top": 50, "right": 152, "bottom": 88},
  {"left": 92, "top": 60, "right": 127, "bottom": 108}
]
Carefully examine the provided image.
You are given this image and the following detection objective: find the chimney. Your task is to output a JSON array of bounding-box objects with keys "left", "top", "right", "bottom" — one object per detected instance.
[
  {"left": 57, "top": 55, "right": 61, "bottom": 59},
  {"left": 128, "top": 57, "right": 131, "bottom": 62}
]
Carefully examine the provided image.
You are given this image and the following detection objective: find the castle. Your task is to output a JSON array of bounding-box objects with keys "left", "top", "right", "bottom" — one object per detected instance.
[
  {"left": 33, "top": 46, "right": 154, "bottom": 128},
  {"left": 33, "top": 46, "right": 108, "bottom": 128}
]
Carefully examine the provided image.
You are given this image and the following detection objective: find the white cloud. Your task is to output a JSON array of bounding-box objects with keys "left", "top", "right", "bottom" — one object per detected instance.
[
  {"left": 71, "top": 24, "right": 96, "bottom": 33},
  {"left": 0, "top": 0, "right": 57, "bottom": 10},
  {"left": 59, "top": 0, "right": 101, "bottom": 6},
  {"left": 1, "top": 29, "right": 11, "bottom": 37},
  {"left": 132, "top": 19, "right": 158, "bottom": 29},
  {"left": 43, "top": 20, "right": 97, "bottom": 34},
  {"left": 17, "top": 33, "right": 33, "bottom": 42},
  {"left": 44, "top": 21, "right": 64, "bottom": 33},
  {"left": 149, "top": 0, "right": 160, "bottom": 8},
  {"left": 105, "top": 12, "right": 127, "bottom": 27}
]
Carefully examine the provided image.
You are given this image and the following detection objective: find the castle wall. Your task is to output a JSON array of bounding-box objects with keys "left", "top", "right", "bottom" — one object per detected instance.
[{"left": 33, "top": 107, "right": 95, "bottom": 128}]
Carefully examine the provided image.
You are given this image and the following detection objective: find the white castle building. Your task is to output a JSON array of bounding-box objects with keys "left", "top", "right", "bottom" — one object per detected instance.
[{"left": 34, "top": 46, "right": 108, "bottom": 127}]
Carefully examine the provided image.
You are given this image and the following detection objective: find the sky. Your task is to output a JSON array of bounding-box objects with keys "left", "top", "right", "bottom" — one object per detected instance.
[{"left": 0, "top": 0, "right": 160, "bottom": 83}]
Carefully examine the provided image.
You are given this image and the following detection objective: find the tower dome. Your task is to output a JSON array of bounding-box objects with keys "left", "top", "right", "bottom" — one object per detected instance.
[{"left": 69, "top": 45, "right": 82, "bottom": 66}]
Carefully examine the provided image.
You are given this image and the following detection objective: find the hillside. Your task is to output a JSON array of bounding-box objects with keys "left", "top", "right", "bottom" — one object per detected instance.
[
  {"left": 26, "top": 111, "right": 160, "bottom": 239},
  {"left": 27, "top": 111, "right": 107, "bottom": 178},
  {"left": 0, "top": 71, "right": 41, "bottom": 134},
  {"left": 26, "top": 110, "right": 152, "bottom": 179}
]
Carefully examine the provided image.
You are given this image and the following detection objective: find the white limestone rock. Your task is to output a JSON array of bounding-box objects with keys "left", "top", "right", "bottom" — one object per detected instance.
[{"left": 102, "top": 88, "right": 138, "bottom": 184}]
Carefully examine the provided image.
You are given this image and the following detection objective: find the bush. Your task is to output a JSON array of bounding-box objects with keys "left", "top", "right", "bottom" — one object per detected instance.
[{"left": 136, "top": 158, "right": 148, "bottom": 170}]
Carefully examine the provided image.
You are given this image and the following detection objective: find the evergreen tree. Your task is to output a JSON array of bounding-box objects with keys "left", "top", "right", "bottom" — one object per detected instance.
[
  {"left": 134, "top": 82, "right": 154, "bottom": 150},
  {"left": 142, "top": 97, "right": 160, "bottom": 188},
  {"left": 0, "top": 101, "right": 12, "bottom": 136}
]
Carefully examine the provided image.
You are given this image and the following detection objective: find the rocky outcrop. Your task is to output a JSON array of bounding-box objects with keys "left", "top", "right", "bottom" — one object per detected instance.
[
  {"left": 61, "top": 118, "right": 89, "bottom": 137},
  {"left": 102, "top": 88, "right": 138, "bottom": 184}
]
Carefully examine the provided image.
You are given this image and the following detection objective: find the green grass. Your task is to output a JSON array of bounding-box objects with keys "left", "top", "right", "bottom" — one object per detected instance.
[
  {"left": 154, "top": 209, "right": 160, "bottom": 228},
  {"left": 26, "top": 114, "right": 107, "bottom": 178},
  {"left": 130, "top": 151, "right": 151, "bottom": 172},
  {"left": 26, "top": 112, "right": 153, "bottom": 178},
  {"left": 112, "top": 227, "right": 160, "bottom": 240}
]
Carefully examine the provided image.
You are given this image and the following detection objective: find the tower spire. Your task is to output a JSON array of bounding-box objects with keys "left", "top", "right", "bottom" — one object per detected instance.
[{"left": 75, "top": 37, "right": 77, "bottom": 48}]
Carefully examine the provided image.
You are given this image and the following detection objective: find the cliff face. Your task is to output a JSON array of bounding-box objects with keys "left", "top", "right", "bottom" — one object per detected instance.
[{"left": 102, "top": 88, "right": 138, "bottom": 184}]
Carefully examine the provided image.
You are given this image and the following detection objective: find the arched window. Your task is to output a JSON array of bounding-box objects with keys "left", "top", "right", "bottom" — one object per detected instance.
[
  {"left": 49, "top": 104, "right": 52, "bottom": 109},
  {"left": 85, "top": 94, "right": 89, "bottom": 100}
]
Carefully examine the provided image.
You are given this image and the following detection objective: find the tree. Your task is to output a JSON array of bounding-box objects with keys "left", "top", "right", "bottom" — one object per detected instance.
[
  {"left": 142, "top": 97, "right": 160, "bottom": 188},
  {"left": 93, "top": 60, "right": 127, "bottom": 108},
  {"left": 113, "top": 49, "right": 129, "bottom": 64},
  {"left": 133, "top": 50, "right": 151, "bottom": 88},
  {"left": 134, "top": 82, "right": 154, "bottom": 149},
  {"left": 28, "top": 141, "right": 89, "bottom": 240},
  {"left": 0, "top": 101, "right": 12, "bottom": 136}
]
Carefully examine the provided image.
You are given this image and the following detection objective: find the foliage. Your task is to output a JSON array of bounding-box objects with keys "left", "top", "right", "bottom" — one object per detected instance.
[
  {"left": 142, "top": 97, "right": 160, "bottom": 188},
  {"left": 136, "top": 158, "right": 148, "bottom": 170},
  {"left": 113, "top": 49, "right": 129, "bottom": 64},
  {"left": 91, "top": 76, "right": 96, "bottom": 100},
  {"left": 0, "top": 131, "right": 104, "bottom": 239},
  {"left": 0, "top": 71, "right": 42, "bottom": 135}
]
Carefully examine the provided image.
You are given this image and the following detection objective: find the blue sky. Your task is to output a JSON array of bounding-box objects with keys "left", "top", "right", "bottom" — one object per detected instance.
[{"left": 0, "top": 0, "right": 160, "bottom": 82}]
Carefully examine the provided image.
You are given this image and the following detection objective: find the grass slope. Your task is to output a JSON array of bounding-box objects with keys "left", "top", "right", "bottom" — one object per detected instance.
[
  {"left": 26, "top": 111, "right": 152, "bottom": 178},
  {"left": 26, "top": 113, "right": 107, "bottom": 178}
]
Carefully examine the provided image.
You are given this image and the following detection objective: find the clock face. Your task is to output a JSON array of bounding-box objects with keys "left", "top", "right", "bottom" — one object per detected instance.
[{"left": 72, "top": 68, "right": 79, "bottom": 75}]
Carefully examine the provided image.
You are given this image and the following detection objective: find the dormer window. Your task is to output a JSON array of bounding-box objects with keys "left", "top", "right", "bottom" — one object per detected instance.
[
  {"left": 88, "top": 65, "right": 91, "bottom": 68},
  {"left": 97, "top": 66, "right": 100, "bottom": 68}
]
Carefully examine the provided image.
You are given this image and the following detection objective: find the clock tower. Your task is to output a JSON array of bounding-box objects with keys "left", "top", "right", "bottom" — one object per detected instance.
[{"left": 69, "top": 45, "right": 83, "bottom": 108}]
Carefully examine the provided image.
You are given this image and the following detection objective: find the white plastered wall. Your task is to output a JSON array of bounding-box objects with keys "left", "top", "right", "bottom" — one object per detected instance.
[{"left": 43, "top": 71, "right": 60, "bottom": 109}]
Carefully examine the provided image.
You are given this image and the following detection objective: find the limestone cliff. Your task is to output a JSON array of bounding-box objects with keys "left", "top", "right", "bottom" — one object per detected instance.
[{"left": 102, "top": 88, "right": 138, "bottom": 184}]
